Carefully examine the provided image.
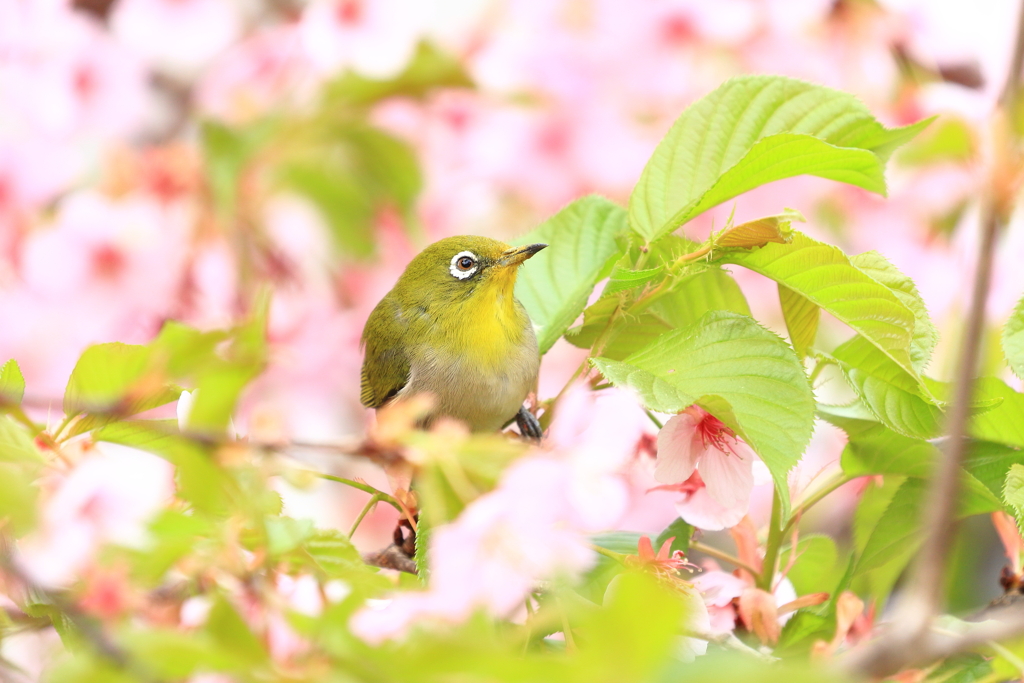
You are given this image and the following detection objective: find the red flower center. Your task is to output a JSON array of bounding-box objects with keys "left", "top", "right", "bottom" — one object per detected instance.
[{"left": 696, "top": 412, "right": 740, "bottom": 455}]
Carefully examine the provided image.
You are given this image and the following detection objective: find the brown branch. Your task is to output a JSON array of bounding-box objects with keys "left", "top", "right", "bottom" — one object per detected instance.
[
  {"left": 844, "top": 0, "right": 1024, "bottom": 676},
  {"left": 363, "top": 544, "right": 418, "bottom": 575}
]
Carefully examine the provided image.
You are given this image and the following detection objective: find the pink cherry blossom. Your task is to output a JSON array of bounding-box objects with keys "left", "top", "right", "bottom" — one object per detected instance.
[
  {"left": 653, "top": 406, "right": 759, "bottom": 530},
  {"left": 17, "top": 441, "right": 175, "bottom": 587},
  {"left": 111, "top": 0, "right": 242, "bottom": 76},
  {"left": 299, "top": 0, "right": 427, "bottom": 79}
]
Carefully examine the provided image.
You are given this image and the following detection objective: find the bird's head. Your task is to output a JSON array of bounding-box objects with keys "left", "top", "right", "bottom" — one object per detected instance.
[{"left": 395, "top": 236, "right": 547, "bottom": 308}]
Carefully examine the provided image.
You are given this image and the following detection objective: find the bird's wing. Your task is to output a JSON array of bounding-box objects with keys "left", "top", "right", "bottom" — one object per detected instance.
[{"left": 359, "top": 298, "right": 411, "bottom": 409}]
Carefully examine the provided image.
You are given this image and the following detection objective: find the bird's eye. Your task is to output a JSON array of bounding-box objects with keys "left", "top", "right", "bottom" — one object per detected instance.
[{"left": 449, "top": 251, "right": 479, "bottom": 280}]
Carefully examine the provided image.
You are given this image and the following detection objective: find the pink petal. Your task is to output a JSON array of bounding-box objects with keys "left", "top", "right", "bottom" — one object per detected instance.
[
  {"left": 674, "top": 486, "right": 746, "bottom": 531},
  {"left": 654, "top": 412, "right": 704, "bottom": 484},
  {"left": 698, "top": 439, "right": 755, "bottom": 510}
]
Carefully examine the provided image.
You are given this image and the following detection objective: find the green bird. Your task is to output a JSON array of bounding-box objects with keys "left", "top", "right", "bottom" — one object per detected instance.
[{"left": 359, "top": 236, "right": 547, "bottom": 439}]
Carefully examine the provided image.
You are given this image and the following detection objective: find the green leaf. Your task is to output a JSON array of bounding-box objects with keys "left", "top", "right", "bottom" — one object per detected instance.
[
  {"left": 567, "top": 265, "right": 750, "bottom": 360},
  {"left": 513, "top": 196, "right": 628, "bottom": 354},
  {"left": 96, "top": 420, "right": 232, "bottom": 514},
  {"left": 603, "top": 265, "right": 664, "bottom": 296},
  {"left": 851, "top": 251, "right": 938, "bottom": 371},
  {"left": 832, "top": 335, "right": 943, "bottom": 439},
  {"left": 779, "top": 285, "right": 819, "bottom": 358},
  {"left": 277, "top": 124, "right": 421, "bottom": 258},
  {"left": 963, "top": 440, "right": 1024, "bottom": 500},
  {"left": 839, "top": 421, "right": 937, "bottom": 478},
  {"left": 63, "top": 343, "right": 181, "bottom": 426},
  {"left": 1003, "top": 293, "right": 1024, "bottom": 380},
  {"left": 655, "top": 518, "right": 694, "bottom": 554},
  {"left": 325, "top": 41, "right": 473, "bottom": 107},
  {"left": 0, "top": 415, "right": 44, "bottom": 464},
  {"left": 970, "top": 378, "right": 1024, "bottom": 448},
  {"left": 265, "top": 516, "right": 315, "bottom": 556},
  {"left": 1004, "top": 464, "right": 1024, "bottom": 531},
  {"left": 721, "top": 232, "right": 918, "bottom": 376},
  {"left": 651, "top": 266, "right": 751, "bottom": 329},
  {"left": 593, "top": 311, "right": 814, "bottom": 513},
  {"left": 779, "top": 534, "right": 838, "bottom": 595},
  {"left": 205, "top": 597, "right": 268, "bottom": 664},
  {"left": 120, "top": 629, "right": 237, "bottom": 678},
  {"left": 630, "top": 75, "right": 928, "bottom": 241},
  {"left": 590, "top": 531, "right": 644, "bottom": 556},
  {"left": 898, "top": 117, "right": 976, "bottom": 167},
  {"left": 858, "top": 473, "right": 1002, "bottom": 576},
  {"left": 0, "top": 359, "right": 25, "bottom": 407}
]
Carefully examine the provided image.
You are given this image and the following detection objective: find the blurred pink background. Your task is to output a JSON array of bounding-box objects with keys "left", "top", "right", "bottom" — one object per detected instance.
[{"left": 1, "top": 0, "right": 1021, "bottom": 606}]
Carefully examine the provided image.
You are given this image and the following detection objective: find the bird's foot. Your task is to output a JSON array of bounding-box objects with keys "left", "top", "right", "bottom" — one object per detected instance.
[{"left": 515, "top": 405, "right": 544, "bottom": 442}]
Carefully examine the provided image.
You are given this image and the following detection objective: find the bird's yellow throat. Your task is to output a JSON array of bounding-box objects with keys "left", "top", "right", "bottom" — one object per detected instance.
[{"left": 445, "top": 264, "right": 527, "bottom": 371}]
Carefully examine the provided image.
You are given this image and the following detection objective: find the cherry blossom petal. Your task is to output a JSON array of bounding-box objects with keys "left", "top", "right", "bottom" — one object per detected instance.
[
  {"left": 655, "top": 412, "right": 704, "bottom": 484},
  {"left": 698, "top": 439, "right": 755, "bottom": 509},
  {"left": 674, "top": 485, "right": 747, "bottom": 531}
]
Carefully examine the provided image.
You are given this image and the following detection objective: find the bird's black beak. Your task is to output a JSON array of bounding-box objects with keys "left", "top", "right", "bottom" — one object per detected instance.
[{"left": 498, "top": 243, "right": 547, "bottom": 267}]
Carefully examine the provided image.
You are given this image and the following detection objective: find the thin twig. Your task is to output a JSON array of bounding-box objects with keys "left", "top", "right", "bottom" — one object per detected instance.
[{"left": 689, "top": 541, "right": 761, "bottom": 578}]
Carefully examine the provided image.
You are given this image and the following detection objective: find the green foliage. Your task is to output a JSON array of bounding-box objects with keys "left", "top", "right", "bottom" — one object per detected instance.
[
  {"left": 513, "top": 196, "right": 628, "bottom": 353},
  {"left": 325, "top": 41, "right": 473, "bottom": 107},
  {"left": 850, "top": 251, "right": 938, "bottom": 371},
  {"left": 1004, "top": 464, "right": 1024, "bottom": 531},
  {"left": 594, "top": 310, "right": 814, "bottom": 513},
  {"left": 0, "top": 358, "right": 25, "bottom": 406},
  {"left": 0, "top": 416, "right": 43, "bottom": 536},
  {"left": 1003, "top": 293, "right": 1024, "bottom": 379},
  {"left": 656, "top": 518, "right": 694, "bottom": 554},
  {"left": 721, "top": 231, "right": 918, "bottom": 376},
  {"left": 629, "top": 75, "right": 927, "bottom": 242},
  {"left": 831, "top": 336, "right": 943, "bottom": 439},
  {"left": 969, "top": 377, "right": 1024, "bottom": 448},
  {"left": 779, "top": 285, "right": 819, "bottom": 358},
  {"left": 780, "top": 534, "right": 839, "bottom": 596}
]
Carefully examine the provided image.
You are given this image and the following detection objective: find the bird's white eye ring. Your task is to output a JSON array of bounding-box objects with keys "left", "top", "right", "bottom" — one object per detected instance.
[{"left": 449, "top": 251, "right": 479, "bottom": 279}]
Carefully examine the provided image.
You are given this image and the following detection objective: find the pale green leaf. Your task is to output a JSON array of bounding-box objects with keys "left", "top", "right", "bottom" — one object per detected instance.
[
  {"left": 0, "top": 359, "right": 25, "bottom": 406},
  {"left": 63, "top": 343, "right": 181, "bottom": 422},
  {"left": 779, "top": 285, "right": 818, "bottom": 358},
  {"left": 851, "top": 251, "right": 938, "bottom": 371},
  {"left": 0, "top": 416, "right": 44, "bottom": 464},
  {"left": 630, "top": 75, "right": 927, "bottom": 241},
  {"left": 838, "top": 419, "right": 938, "bottom": 478},
  {"left": 1004, "top": 464, "right": 1024, "bottom": 531},
  {"left": 963, "top": 440, "right": 1024, "bottom": 500},
  {"left": 858, "top": 472, "right": 1000, "bottom": 576},
  {"left": 1003, "top": 293, "right": 1024, "bottom": 380},
  {"left": 514, "top": 196, "right": 628, "bottom": 354},
  {"left": 779, "top": 534, "right": 838, "bottom": 595},
  {"left": 567, "top": 266, "right": 749, "bottom": 360},
  {"left": 593, "top": 311, "right": 814, "bottom": 513},
  {"left": 832, "top": 335, "right": 943, "bottom": 439},
  {"left": 970, "top": 378, "right": 1024, "bottom": 448},
  {"left": 721, "top": 232, "right": 918, "bottom": 376},
  {"left": 603, "top": 265, "right": 664, "bottom": 296}
]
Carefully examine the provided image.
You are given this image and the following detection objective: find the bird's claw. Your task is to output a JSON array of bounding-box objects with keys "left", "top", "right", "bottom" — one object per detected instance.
[{"left": 515, "top": 405, "right": 543, "bottom": 442}]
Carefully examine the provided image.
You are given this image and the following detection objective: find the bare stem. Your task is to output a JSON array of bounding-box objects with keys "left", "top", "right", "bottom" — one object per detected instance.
[
  {"left": 317, "top": 474, "right": 403, "bottom": 513},
  {"left": 689, "top": 541, "right": 761, "bottom": 578},
  {"left": 757, "top": 488, "right": 784, "bottom": 591}
]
